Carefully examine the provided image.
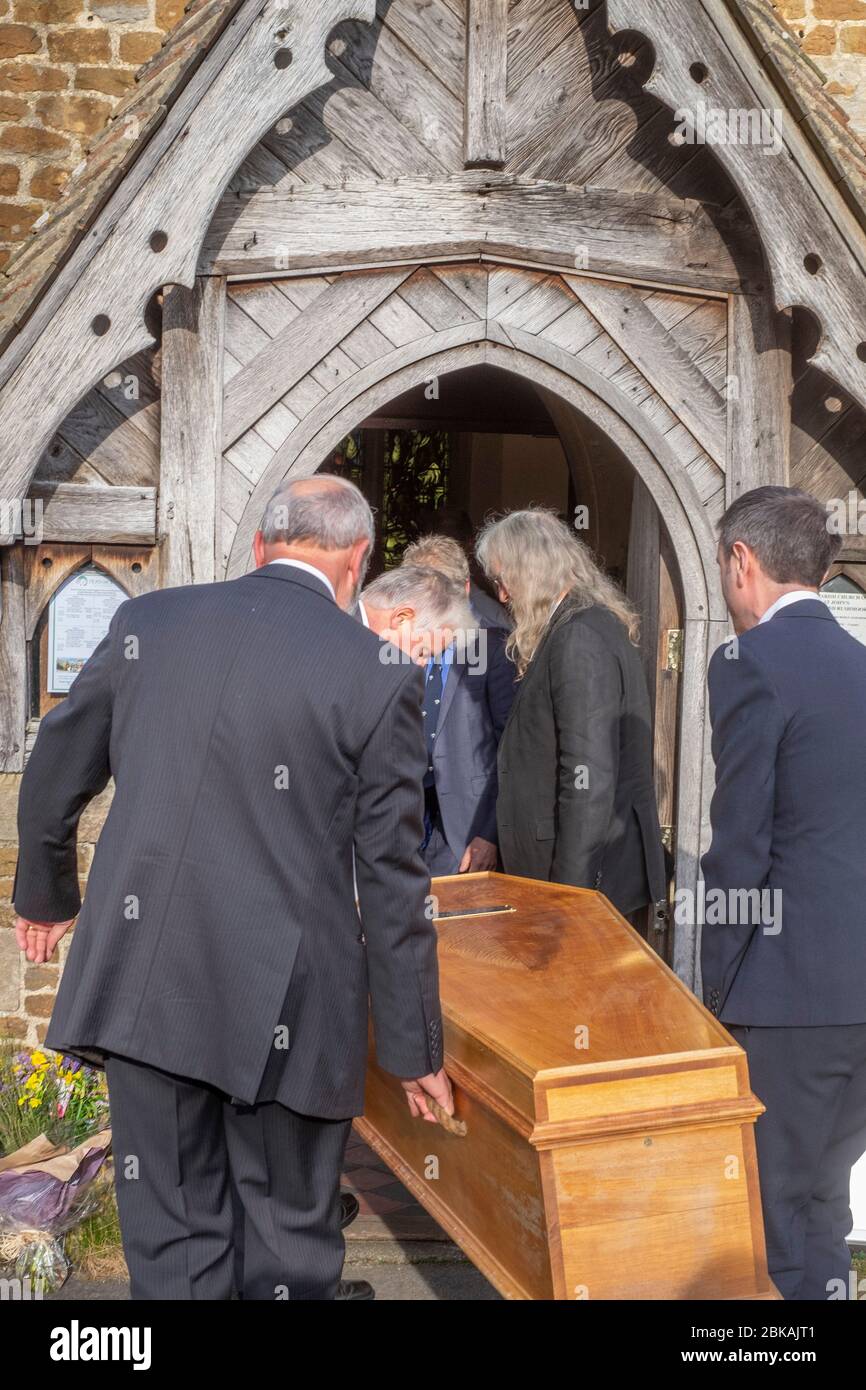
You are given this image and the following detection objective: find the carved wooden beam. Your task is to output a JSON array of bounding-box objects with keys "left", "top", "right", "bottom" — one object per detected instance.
[
  {"left": 200, "top": 172, "right": 764, "bottom": 293},
  {"left": 465, "top": 0, "right": 508, "bottom": 169},
  {"left": 25, "top": 483, "right": 157, "bottom": 545},
  {"left": 606, "top": 0, "right": 866, "bottom": 414},
  {"left": 0, "top": 0, "right": 376, "bottom": 542}
]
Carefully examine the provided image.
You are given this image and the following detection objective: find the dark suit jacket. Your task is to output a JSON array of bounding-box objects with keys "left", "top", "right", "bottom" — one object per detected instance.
[
  {"left": 14, "top": 563, "right": 443, "bottom": 1118},
  {"left": 496, "top": 597, "right": 666, "bottom": 915},
  {"left": 701, "top": 598, "right": 866, "bottom": 1026},
  {"left": 431, "top": 622, "right": 516, "bottom": 856},
  {"left": 469, "top": 582, "right": 512, "bottom": 632}
]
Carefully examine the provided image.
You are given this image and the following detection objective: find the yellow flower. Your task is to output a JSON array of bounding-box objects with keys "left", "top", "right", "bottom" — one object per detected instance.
[
  {"left": 28, "top": 1097, "right": 40, "bottom": 1108},
  {"left": 25, "top": 1073, "right": 42, "bottom": 1090},
  {"left": 30, "top": 1050, "right": 48, "bottom": 1067},
  {"left": 17, "top": 1096, "right": 25, "bottom": 1107}
]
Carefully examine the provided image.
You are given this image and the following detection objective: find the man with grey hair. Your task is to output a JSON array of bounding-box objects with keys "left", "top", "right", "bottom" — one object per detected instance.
[
  {"left": 407, "top": 510, "right": 512, "bottom": 629},
  {"left": 701, "top": 484, "right": 866, "bottom": 1300},
  {"left": 13, "top": 471, "right": 452, "bottom": 1302},
  {"left": 361, "top": 563, "right": 474, "bottom": 666},
  {"left": 362, "top": 563, "right": 510, "bottom": 875}
]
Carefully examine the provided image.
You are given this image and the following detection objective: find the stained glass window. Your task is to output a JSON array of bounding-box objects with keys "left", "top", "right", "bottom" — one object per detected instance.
[
  {"left": 321, "top": 427, "right": 451, "bottom": 571},
  {"left": 380, "top": 430, "right": 450, "bottom": 567}
]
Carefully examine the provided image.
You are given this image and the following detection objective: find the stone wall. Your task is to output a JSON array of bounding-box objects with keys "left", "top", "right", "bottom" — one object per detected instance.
[
  {"left": 0, "top": 0, "right": 183, "bottom": 270},
  {"left": 773, "top": 0, "right": 866, "bottom": 133},
  {"left": 1, "top": 772, "right": 110, "bottom": 1047}
]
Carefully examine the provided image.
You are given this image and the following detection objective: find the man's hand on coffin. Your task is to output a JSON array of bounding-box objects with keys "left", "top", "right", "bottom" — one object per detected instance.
[
  {"left": 401, "top": 1068, "right": 454, "bottom": 1124},
  {"left": 458, "top": 836, "right": 498, "bottom": 873}
]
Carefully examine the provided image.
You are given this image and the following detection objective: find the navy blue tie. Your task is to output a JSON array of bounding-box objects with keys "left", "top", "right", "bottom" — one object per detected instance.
[{"left": 422, "top": 660, "right": 444, "bottom": 790}]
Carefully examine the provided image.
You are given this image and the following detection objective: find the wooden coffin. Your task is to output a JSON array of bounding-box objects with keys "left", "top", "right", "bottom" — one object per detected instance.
[{"left": 356, "top": 872, "right": 779, "bottom": 1301}]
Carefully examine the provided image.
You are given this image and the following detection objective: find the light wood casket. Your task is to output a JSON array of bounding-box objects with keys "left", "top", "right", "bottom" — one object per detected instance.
[{"left": 356, "top": 872, "right": 779, "bottom": 1300}]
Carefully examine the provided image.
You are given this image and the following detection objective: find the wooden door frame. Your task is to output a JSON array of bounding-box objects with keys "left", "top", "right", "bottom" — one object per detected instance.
[{"left": 225, "top": 329, "right": 724, "bottom": 989}]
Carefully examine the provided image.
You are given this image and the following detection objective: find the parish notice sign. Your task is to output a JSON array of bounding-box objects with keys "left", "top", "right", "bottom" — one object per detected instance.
[{"left": 47, "top": 568, "right": 127, "bottom": 694}]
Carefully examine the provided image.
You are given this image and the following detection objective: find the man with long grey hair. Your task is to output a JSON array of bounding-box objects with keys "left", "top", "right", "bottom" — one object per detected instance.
[
  {"left": 14, "top": 471, "right": 452, "bottom": 1303},
  {"left": 475, "top": 508, "right": 666, "bottom": 919},
  {"left": 362, "top": 564, "right": 505, "bottom": 874}
]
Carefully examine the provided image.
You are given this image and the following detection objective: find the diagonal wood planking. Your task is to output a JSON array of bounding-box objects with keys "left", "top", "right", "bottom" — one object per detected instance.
[
  {"left": 218, "top": 263, "right": 730, "bottom": 578},
  {"left": 380, "top": 0, "right": 465, "bottom": 101},
  {"left": 219, "top": 266, "right": 490, "bottom": 563},
  {"left": 337, "top": 8, "right": 464, "bottom": 168},
  {"left": 222, "top": 268, "right": 413, "bottom": 449},
  {"left": 567, "top": 276, "right": 727, "bottom": 467}
]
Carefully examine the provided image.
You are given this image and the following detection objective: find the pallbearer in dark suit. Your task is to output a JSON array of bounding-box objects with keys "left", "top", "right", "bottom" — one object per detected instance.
[
  {"left": 13, "top": 475, "right": 452, "bottom": 1301},
  {"left": 475, "top": 509, "right": 666, "bottom": 919},
  {"left": 701, "top": 485, "right": 866, "bottom": 1301}
]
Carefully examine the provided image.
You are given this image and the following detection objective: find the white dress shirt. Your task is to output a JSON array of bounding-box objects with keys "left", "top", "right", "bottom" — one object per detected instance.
[
  {"left": 268, "top": 557, "right": 335, "bottom": 601},
  {"left": 758, "top": 589, "right": 819, "bottom": 625}
]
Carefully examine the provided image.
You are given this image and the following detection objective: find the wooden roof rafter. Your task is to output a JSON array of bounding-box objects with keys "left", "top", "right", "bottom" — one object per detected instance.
[
  {"left": 0, "top": 0, "right": 376, "bottom": 544},
  {"left": 606, "top": 0, "right": 866, "bottom": 415},
  {"left": 0, "top": 0, "right": 864, "bottom": 539}
]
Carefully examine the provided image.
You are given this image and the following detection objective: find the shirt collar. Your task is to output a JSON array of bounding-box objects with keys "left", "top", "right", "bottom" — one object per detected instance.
[
  {"left": 268, "top": 557, "right": 336, "bottom": 602},
  {"left": 548, "top": 590, "right": 569, "bottom": 621},
  {"left": 758, "top": 590, "right": 820, "bottom": 625},
  {"left": 427, "top": 644, "right": 455, "bottom": 671}
]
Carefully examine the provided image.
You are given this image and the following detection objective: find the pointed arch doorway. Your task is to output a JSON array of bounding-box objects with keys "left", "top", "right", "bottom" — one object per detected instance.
[{"left": 219, "top": 263, "right": 732, "bottom": 989}]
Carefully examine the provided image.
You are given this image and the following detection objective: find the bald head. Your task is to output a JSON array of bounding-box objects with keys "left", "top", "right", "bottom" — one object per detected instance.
[
  {"left": 260, "top": 474, "right": 374, "bottom": 550},
  {"left": 253, "top": 473, "right": 374, "bottom": 610}
]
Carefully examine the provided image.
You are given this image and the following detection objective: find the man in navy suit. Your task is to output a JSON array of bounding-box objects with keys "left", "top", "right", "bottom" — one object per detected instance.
[
  {"left": 400, "top": 535, "right": 517, "bottom": 874},
  {"left": 362, "top": 551, "right": 516, "bottom": 875},
  {"left": 701, "top": 485, "right": 866, "bottom": 1300}
]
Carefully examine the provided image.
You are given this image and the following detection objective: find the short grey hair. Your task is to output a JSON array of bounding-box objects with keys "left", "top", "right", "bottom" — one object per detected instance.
[
  {"left": 402, "top": 534, "right": 470, "bottom": 586},
  {"left": 719, "top": 486, "right": 840, "bottom": 587},
  {"left": 260, "top": 475, "right": 374, "bottom": 551},
  {"left": 362, "top": 564, "right": 475, "bottom": 634}
]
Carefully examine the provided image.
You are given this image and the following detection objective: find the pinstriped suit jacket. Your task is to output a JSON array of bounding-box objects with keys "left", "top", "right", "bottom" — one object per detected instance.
[{"left": 14, "top": 563, "right": 444, "bottom": 1118}]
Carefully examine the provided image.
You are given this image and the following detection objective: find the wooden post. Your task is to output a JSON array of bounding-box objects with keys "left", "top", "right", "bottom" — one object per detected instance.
[
  {"left": 464, "top": 0, "right": 507, "bottom": 169},
  {"left": 159, "top": 276, "right": 225, "bottom": 589},
  {"left": 626, "top": 477, "right": 661, "bottom": 721},
  {"left": 726, "top": 293, "right": 792, "bottom": 503},
  {"left": 626, "top": 484, "right": 686, "bottom": 963},
  {"left": 0, "top": 545, "right": 27, "bottom": 772},
  {"left": 653, "top": 530, "right": 683, "bottom": 843}
]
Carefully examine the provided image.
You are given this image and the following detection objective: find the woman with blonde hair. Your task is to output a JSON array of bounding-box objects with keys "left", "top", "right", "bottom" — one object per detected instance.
[{"left": 475, "top": 508, "right": 666, "bottom": 920}]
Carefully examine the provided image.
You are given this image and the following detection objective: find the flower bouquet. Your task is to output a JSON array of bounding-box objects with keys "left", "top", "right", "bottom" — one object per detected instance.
[{"left": 0, "top": 1048, "right": 113, "bottom": 1292}]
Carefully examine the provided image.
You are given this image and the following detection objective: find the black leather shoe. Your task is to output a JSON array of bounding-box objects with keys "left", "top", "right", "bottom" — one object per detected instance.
[
  {"left": 340, "top": 1191, "right": 360, "bottom": 1230},
  {"left": 335, "top": 1279, "right": 375, "bottom": 1300}
]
